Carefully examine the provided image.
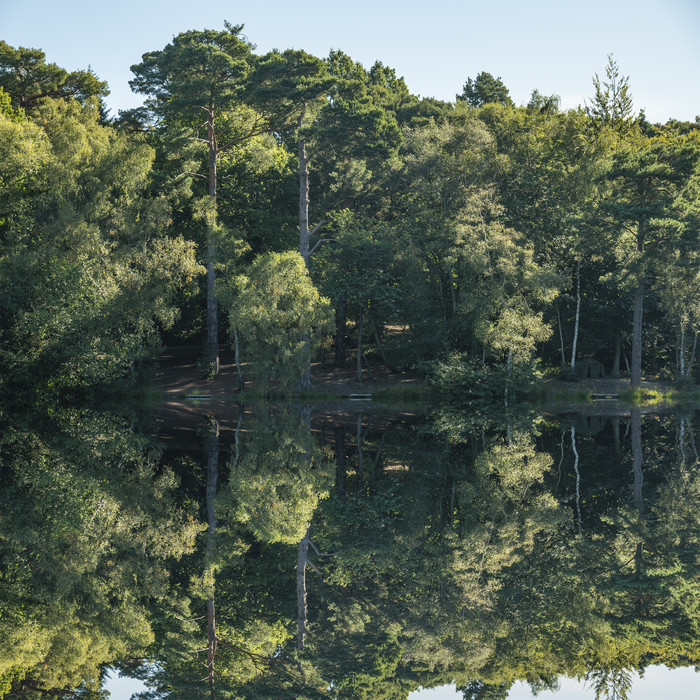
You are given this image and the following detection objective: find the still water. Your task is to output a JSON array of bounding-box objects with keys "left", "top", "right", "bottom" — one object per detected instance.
[{"left": 2, "top": 400, "right": 698, "bottom": 698}]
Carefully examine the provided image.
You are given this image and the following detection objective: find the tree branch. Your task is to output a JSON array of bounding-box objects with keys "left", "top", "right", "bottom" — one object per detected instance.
[
  {"left": 309, "top": 237, "right": 337, "bottom": 257},
  {"left": 306, "top": 558, "right": 322, "bottom": 575},
  {"left": 310, "top": 219, "right": 327, "bottom": 236}
]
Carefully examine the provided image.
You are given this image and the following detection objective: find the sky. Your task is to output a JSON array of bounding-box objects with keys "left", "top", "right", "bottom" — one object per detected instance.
[
  {"left": 1, "top": 0, "right": 699, "bottom": 124},
  {"left": 406, "top": 666, "right": 700, "bottom": 699},
  {"left": 104, "top": 664, "right": 700, "bottom": 699}
]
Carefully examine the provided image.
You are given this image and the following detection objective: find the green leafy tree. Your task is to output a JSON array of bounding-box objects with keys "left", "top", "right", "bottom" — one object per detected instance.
[
  {"left": 458, "top": 72, "right": 513, "bottom": 107},
  {"left": 600, "top": 135, "right": 700, "bottom": 386},
  {"left": 586, "top": 55, "right": 634, "bottom": 134},
  {"left": 0, "top": 41, "right": 108, "bottom": 111},
  {"left": 229, "top": 251, "right": 333, "bottom": 389},
  {"left": 0, "top": 97, "right": 202, "bottom": 401},
  {"left": 130, "top": 23, "right": 263, "bottom": 374}
]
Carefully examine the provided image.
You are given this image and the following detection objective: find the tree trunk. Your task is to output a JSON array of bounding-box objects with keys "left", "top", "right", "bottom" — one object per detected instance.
[
  {"left": 298, "top": 113, "right": 310, "bottom": 267},
  {"left": 612, "top": 331, "right": 621, "bottom": 378},
  {"left": 371, "top": 317, "right": 389, "bottom": 366},
  {"left": 556, "top": 302, "right": 566, "bottom": 367},
  {"left": 504, "top": 347, "right": 513, "bottom": 407},
  {"left": 688, "top": 332, "right": 698, "bottom": 379},
  {"left": 206, "top": 109, "right": 219, "bottom": 375},
  {"left": 631, "top": 221, "right": 645, "bottom": 389},
  {"left": 296, "top": 529, "right": 310, "bottom": 652},
  {"left": 335, "top": 297, "right": 346, "bottom": 367},
  {"left": 679, "top": 325, "right": 686, "bottom": 377},
  {"left": 300, "top": 337, "right": 312, "bottom": 389},
  {"left": 205, "top": 419, "right": 219, "bottom": 693},
  {"left": 571, "top": 424, "right": 582, "bottom": 536},
  {"left": 630, "top": 408, "right": 644, "bottom": 574},
  {"left": 297, "top": 113, "right": 314, "bottom": 389},
  {"left": 233, "top": 327, "right": 243, "bottom": 388},
  {"left": 631, "top": 276, "right": 644, "bottom": 388},
  {"left": 356, "top": 308, "right": 364, "bottom": 382},
  {"left": 570, "top": 260, "right": 581, "bottom": 371},
  {"left": 334, "top": 427, "right": 346, "bottom": 499},
  {"left": 356, "top": 414, "right": 364, "bottom": 488}
]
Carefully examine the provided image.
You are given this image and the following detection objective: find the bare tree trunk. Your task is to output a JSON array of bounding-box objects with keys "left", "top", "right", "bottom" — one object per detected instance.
[
  {"left": 356, "top": 308, "right": 364, "bottom": 382},
  {"left": 334, "top": 427, "right": 346, "bottom": 499},
  {"left": 571, "top": 424, "right": 582, "bottom": 536},
  {"left": 631, "top": 408, "right": 644, "bottom": 574},
  {"left": 362, "top": 348, "right": 373, "bottom": 380},
  {"left": 296, "top": 529, "right": 310, "bottom": 653},
  {"left": 570, "top": 260, "right": 581, "bottom": 371},
  {"left": 300, "top": 338, "right": 312, "bottom": 389},
  {"left": 555, "top": 427, "right": 565, "bottom": 496},
  {"left": 296, "top": 405, "right": 314, "bottom": 663},
  {"left": 296, "top": 113, "right": 314, "bottom": 389},
  {"left": 631, "top": 221, "right": 645, "bottom": 389},
  {"left": 356, "top": 414, "right": 364, "bottom": 487},
  {"left": 233, "top": 327, "right": 243, "bottom": 388},
  {"left": 206, "top": 109, "right": 219, "bottom": 376},
  {"left": 631, "top": 278, "right": 644, "bottom": 388},
  {"left": 298, "top": 113, "right": 310, "bottom": 267},
  {"left": 205, "top": 419, "right": 219, "bottom": 693},
  {"left": 556, "top": 302, "right": 566, "bottom": 366},
  {"left": 631, "top": 408, "right": 644, "bottom": 520}
]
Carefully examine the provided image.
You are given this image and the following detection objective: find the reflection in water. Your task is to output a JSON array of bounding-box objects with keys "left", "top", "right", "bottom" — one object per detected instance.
[{"left": 1, "top": 403, "right": 699, "bottom": 698}]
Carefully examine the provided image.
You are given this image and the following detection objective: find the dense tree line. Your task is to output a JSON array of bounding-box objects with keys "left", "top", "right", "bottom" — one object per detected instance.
[
  {"left": 2, "top": 31, "right": 699, "bottom": 397},
  {"left": 1, "top": 26, "right": 699, "bottom": 698},
  {"left": 1, "top": 401, "right": 698, "bottom": 697}
]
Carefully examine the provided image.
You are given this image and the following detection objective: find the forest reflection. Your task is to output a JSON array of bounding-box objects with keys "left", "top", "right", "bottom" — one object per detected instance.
[{"left": 1, "top": 402, "right": 698, "bottom": 699}]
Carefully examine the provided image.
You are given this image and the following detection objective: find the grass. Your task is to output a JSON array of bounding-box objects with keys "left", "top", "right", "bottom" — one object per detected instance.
[
  {"left": 617, "top": 386, "right": 700, "bottom": 405},
  {"left": 373, "top": 383, "right": 430, "bottom": 403}
]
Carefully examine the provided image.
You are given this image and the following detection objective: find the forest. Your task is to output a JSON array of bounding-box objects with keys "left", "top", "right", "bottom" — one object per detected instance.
[
  {"left": 1, "top": 25, "right": 700, "bottom": 402},
  {"left": 0, "top": 23, "right": 699, "bottom": 700}
]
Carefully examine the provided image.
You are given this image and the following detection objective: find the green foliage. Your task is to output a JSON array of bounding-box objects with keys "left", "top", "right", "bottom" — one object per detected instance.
[
  {"left": 458, "top": 72, "right": 513, "bottom": 108},
  {"left": 129, "top": 23, "right": 251, "bottom": 129},
  {"left": 586, "top": 55, "right": 635, "bottom": 133},
  {"left": 0, "top": 98, "right": 203, "bottom": 401},
  {"left": 220, "top": 409, "right": 333, "bottom": 544},
  {"left": 0, "top": 41, "right": 108, "bottom": 112},
  {"left": 229, "top": 251, "right": 333, "bottom": 388}
]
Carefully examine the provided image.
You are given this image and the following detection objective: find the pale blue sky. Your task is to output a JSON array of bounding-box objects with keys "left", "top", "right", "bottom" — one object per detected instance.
[
  {"left": 1, "top": 0, "right": 699, "bottom": 123},
  {"left": 407, "top": 666, "right": 700, "bottom": 699},
  {"left": 105, "top": 664, "right": 699, "bottom": 699}
]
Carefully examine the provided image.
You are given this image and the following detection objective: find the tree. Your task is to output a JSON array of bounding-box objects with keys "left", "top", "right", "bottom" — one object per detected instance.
[
  {"left": 229, "top": 251, "right": 333, "bottom": 389},
  {"left": 0, "top": 41, "right": 108, "bottom": 111},
  {"left": 246, "top": 49, "right": 333, "bottom": 267},
  {"left": 130, "top": 23, "right": 268, "bottom": 374},
  {"left": 601, "top": 135, "right": 700, "bottom": 386},
  {"left": 586, "top": 55, "right": 634, "bottom": 133},
  {"left": 458, "top": 72, "right": 513, "bottom": 108},
  {"left": 315, "top": 212, "right": 401, "bottom": 380},
  {"left": 0, "top": 97, "right": 202, "bottom": 401}
]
